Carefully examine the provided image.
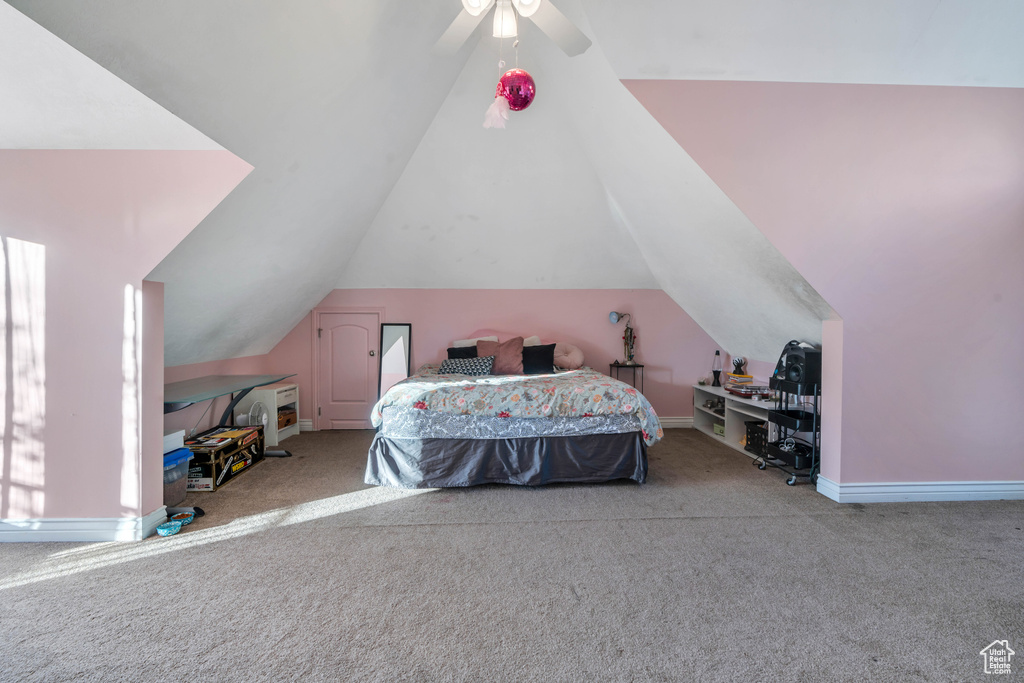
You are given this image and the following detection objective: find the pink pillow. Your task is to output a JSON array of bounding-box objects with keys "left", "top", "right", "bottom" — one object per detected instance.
[
  {"left": 553, "top": 342, "right": 584, "bottom": 370},
  {"left": 477, "top": 337, "right": 524, "bottom": 375}
]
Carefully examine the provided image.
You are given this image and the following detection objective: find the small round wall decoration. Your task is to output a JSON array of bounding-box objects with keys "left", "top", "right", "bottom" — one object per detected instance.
[{"left": 498, "top": 68, "right": 535, "bottom": 110}]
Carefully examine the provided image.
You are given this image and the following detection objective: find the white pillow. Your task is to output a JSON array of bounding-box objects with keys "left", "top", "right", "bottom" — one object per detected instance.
[
  {"left": 452, "top": 336, "right": 498, "bottom": 348},
  {"left": 523, "top": 336, "right": 542, "bottom": 347},
  {"left": 553, "top": 342, "right": 585, "bottom": 370}
]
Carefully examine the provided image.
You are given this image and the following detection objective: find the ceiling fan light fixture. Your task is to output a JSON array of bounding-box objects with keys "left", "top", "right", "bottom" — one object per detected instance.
[
  {"left": 493, "top": 0, "right": 518, "bottom": 38},
  {"left": 511, "top": 0, "right": 541, "bottom": 18},
  {"left": 461, "top": 0, "right": 495, "bottom": 17}
]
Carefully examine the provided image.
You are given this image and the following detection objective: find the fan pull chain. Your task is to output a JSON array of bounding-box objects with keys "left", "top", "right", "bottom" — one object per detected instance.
[{"left": 497, "top": 7, "right": 505, "bottom": 79}]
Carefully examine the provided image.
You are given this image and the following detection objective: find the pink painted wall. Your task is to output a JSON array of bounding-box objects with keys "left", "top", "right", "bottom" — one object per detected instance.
[
  {"left": 0, "top": 149, "right": 251, "bottom": 521},
  {"left": 163, "top": 353, "right": 273, "bottom": 437},
  {"left": 266, "top": 289, "right": 720, "bottom": 422},
  {"left": 141, "top": 280, "right": 165, "bottom": 514},
  {"left": 820, "top": 319, "right": 844, "bottom": 483},
  {"left": 626, "top": 80, "right": 1024, "bottom": 483}
]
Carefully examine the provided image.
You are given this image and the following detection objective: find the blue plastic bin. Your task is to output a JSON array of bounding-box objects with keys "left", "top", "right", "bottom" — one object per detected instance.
[{"left": 163, "top": 447, "right": 194, "bottom": 507}]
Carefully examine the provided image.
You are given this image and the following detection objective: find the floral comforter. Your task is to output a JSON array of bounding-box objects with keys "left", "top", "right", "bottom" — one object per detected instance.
[{"left": 371, "top": 365, "right": 663, "bottom": 446}]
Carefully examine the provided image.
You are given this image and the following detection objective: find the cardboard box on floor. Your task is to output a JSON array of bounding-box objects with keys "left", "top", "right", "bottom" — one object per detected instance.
[{"left": 185, "top": 426, "right": 265, "bottom": 492}]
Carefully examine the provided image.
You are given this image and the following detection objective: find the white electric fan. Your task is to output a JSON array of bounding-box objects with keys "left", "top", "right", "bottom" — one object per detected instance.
[
  {"left": 246, "top": 401, "right": 270, "bottom": 430},
  {"left": 239, "top": 401, "right": 292, "bottom": 458}
]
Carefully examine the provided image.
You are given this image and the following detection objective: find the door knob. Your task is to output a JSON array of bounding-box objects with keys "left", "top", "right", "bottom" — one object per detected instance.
[{"left": 369, "top": 350, "right": 375, "bottom": 356}]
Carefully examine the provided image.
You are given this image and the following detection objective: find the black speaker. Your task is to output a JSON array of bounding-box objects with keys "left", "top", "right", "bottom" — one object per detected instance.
[{"left": 773, "top": 341, "right": 822, "bottom": 387}]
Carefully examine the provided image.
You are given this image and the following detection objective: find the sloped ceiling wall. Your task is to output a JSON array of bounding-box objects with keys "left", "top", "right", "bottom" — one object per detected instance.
[
  {"left": 0, "top": 2, "right": 221, "bottom": 151},
  {"left": 9, "top": 0, "right": 1022, "bottom": 365},
  {"left": 342, "top": 9, "right": 831, "bottom": 359},
  {"left": 337, "top": 27, "right": 660, "bottom": 290},
  {"left": 7, "top": 0, "right": 481, "bottom": 365}
]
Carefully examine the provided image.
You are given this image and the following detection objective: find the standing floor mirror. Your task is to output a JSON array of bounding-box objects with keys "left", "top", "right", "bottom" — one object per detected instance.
[{"left": 379, "top": 323, "right": 412, "bottom": 398}]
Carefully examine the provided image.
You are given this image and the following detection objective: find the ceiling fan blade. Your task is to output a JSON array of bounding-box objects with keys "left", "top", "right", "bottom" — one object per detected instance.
[
  {"left": 433, "top": 9, "right": 488, "bottom": 55},
  {"left": 529, "top": 1, "right": 592, "bottom": 56}
]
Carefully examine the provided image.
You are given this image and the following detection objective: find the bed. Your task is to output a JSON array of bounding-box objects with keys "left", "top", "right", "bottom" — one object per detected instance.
[{"left": 365, "top": 364, "right": 663, "bottom": 488}]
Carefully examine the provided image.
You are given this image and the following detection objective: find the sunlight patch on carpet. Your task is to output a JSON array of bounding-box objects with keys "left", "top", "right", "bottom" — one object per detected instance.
[{"left": 0, "top": 486, "right": 435, "bottom": 590}]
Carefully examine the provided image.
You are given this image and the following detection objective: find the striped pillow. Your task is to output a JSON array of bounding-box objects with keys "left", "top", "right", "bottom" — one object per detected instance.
[{"left": 438, "top": 356, "right": 495, "bottom": 376}]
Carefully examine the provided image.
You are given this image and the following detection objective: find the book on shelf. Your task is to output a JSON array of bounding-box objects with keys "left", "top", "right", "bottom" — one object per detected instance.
[{"left": 726, "top": 372, "right": 754, "bottom": 384}]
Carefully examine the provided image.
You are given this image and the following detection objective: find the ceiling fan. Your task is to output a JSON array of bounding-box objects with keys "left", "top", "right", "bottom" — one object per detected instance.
[{"left": 435, "top": 0, "right": 592, "bottom": 57}]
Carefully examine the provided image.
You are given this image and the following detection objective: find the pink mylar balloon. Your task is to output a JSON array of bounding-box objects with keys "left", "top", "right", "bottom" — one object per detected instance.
[{"left": 496, "top": 68, "right": 536, "bottom": 111}]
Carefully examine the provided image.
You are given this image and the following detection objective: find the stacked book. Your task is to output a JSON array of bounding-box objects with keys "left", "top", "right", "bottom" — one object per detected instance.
[{"left": 726, "top": 372, "right": 754, "bottom": 386}]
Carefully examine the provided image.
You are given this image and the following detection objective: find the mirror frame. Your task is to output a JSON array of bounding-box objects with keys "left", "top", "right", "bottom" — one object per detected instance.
[{"left": 378, "top": 323, "right": 412, "bottom": 398}]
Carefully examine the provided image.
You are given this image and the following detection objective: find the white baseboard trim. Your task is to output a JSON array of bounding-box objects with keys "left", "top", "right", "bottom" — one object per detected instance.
[
  {"left": 659, "top": 417, "right": 693, "bottom": 429},
  {"left": 816, "top": 476, "right": 1024, "bottom": 503},
  {"left": 299, "top": 419, "right": 314, "bottom": 432},
  {"left": 0, "top": 506, "right": 167, "bottom": 543},
  {"left": 141, "top": 507, "right": 169, "bottom": 538}
]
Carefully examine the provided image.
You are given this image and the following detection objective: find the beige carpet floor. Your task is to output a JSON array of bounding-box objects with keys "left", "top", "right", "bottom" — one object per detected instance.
[{"left": 0, "top": 430, "right": 1021, "bottom": 682}]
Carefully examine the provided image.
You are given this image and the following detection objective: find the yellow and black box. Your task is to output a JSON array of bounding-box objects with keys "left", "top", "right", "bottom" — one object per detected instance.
[{"left": 185, "top": 426, "right": 265, "bottom": 492}]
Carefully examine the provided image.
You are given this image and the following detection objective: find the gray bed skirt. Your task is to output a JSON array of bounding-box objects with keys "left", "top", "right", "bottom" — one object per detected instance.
[{"left": 365, "top": 432, "right": 647, "bottom": 488}]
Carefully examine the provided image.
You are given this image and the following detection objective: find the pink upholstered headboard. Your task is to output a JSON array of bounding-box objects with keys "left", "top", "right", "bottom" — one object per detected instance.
[{"left": 458, "top": 329, "right": 551, "bottom": 345}]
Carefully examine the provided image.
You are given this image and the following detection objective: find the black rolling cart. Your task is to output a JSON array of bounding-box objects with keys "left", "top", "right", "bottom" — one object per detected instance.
[{"left": 753, "top": 378, "right": 820, "bottom": 485}]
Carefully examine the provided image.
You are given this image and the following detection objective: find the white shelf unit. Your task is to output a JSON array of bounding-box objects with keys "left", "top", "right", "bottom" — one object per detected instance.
[
  {"left": 233, "top": 383, "right": 300, "bottom": 447},
  {"left": 693, "top": 384, "right": 773, "bottom": 457}
]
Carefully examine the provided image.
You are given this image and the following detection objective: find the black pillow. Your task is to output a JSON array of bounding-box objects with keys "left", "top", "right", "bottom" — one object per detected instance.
[
  {"left": 522, "top": 343, "right": 556, "bottom": 375},
  {"left": 447, "top": 346, "right": 477, "bottom": 360}
]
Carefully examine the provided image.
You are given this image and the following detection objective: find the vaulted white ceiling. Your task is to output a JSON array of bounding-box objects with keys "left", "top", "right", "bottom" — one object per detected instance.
[
  {"left": 0, "top": 2, "right": 220, "bottom": 151},
  {"left": 8, "top": 0, "right": 1022, "bottom": 363},
  {"left": 336, "top": 28, "right": 661, "bottom": 291}
]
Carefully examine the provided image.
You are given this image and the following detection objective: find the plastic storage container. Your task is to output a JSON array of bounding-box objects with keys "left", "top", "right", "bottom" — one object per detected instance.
[{"left": 163, "top": 448, "right": 194, "bottom": 507}]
